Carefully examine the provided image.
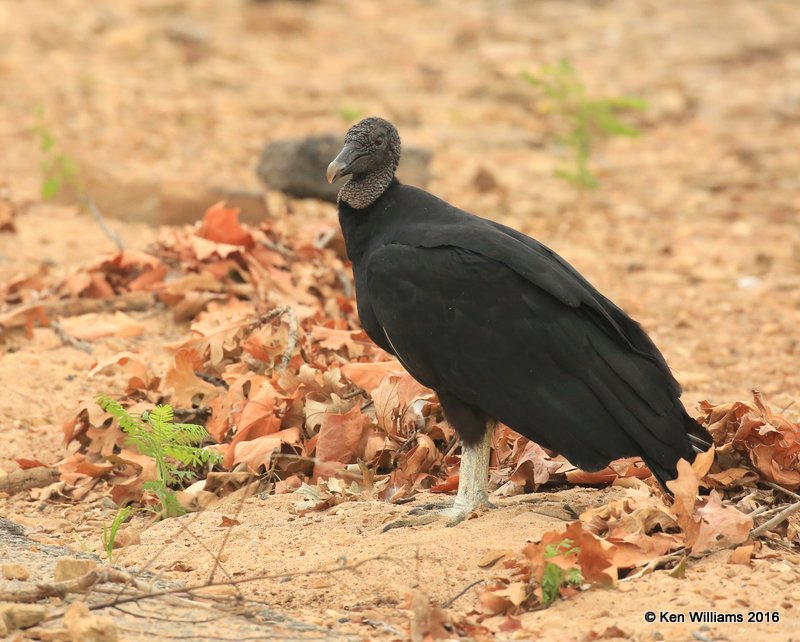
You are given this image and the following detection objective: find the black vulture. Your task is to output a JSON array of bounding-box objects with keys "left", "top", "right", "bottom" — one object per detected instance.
[{"left": 327, "top": 117, "right": 710, "bottom": 528}]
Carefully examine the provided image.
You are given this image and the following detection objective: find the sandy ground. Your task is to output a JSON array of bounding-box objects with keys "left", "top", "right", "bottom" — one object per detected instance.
[{"left": 2, "top": 0, "right": 800, "bottom": 640}]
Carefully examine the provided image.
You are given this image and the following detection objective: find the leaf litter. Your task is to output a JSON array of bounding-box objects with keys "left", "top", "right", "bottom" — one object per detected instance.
[{"left": 3, "top": 202, "right": 800, "bottom": 623}]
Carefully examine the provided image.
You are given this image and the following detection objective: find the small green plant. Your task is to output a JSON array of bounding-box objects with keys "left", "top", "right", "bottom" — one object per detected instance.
[
  {"left": 102, "top": 506, "right": 133, "bottom": 562},
  {"left": 337, "top": 106, "right": 363, "bottom": 123},
  {"left": 540, "top": 538, "right": 584, "bottom": 605},
  {"left": 523, "top": 60, "right": 647, "bottom": 189},
  {"left": 33, "top": 111, "right": 80, "bottom": 200},
  {"left": 96, "top": 395, "right": 221, "bottom": 518}
]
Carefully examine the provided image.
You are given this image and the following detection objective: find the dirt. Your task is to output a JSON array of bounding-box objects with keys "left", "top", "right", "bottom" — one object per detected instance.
[{"left": 1, "top": 0, "right": 800, "bottom": 640}]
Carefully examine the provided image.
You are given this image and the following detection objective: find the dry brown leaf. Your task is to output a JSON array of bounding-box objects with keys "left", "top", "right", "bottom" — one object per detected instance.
[
  {"left": 314, "top": 405, "right": 372, "bottom": 475},
  {"left": 310, "top": 325, "right": 374, "bottom": 358},
  {"left": 340, "top": 360, "right": 407, "bottom": 393},
  {"left": 107, "top": 448, "right": 158, "bottom": 505},
  {"left": 0, "top": 195, "right": 16, "bottom": 232},
  {"left": 165, "top": 348, "right": 221, "bottom": 408},
  {"left": 729, "top": 543, "right": 755, "bottom": 565},
  {"left": 196, "top": 202, "right": 254, "bottom": 247},
  {"left": 510, "top": 440, "right": 561, "bottom": 488},
  {"left": 698, "top": 391, "right": 800, "bottom": 489},
  {"left": 89, "top": 351, "right": 158, "bottom": 392},
  {"left": 668, "top": 458, "right": 752, "bottom": 552},
  {"left": 230, "top": 427, "right": 302, "bottom": 472},
  {"left": 59, "top": 311, "right": 145, "bottom": 340},
  {"left": 692, "top": 490, "right": 753, "bottom": 552}
]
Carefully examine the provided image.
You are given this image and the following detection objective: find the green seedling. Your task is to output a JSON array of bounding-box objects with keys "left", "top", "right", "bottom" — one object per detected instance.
[
  {"left": 33, "top": 111, "right": 81, "bottom": 200},
  {"left": 337, "top": 106, "right": 363, "bottom": 123},
  {"left": 102, "top": 506, "right": 133, "bottom": 562},
  {"left": 540, "top": 538, "right": 584, "bottom": 606},
  {"left": 523, "top": 60, "right": 647, "bottom": 189},
  {"left": 96, "top": 395, "right": 221, "bottom": 518}
]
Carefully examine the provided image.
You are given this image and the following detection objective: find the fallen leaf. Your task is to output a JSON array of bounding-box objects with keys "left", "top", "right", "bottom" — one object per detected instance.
[
  {"left": 58, "top": 311, "right": 145, "bottom": 340},
  {"left": 729, "top": 543, "right": 755, "bottom": 565},
  {"left": 197, "top": 202, "right": 254, "bottom": 247},
  {"left": 314, "top": 405, "right": 372, "bottom": 475}
]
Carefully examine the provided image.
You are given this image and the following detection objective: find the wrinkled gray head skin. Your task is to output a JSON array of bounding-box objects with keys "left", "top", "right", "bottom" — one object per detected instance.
[{"left": 326, "top": 117, "right": 402, "bottom": 209}]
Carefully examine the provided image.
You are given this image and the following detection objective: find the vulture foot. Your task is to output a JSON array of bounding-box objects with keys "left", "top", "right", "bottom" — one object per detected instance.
[{"left": 382, "top": 495, "right": 494, "bottom": 531}]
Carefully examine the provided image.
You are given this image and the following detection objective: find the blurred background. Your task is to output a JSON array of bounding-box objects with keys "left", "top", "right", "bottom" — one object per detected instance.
[{"left": 1, "top": 0, "right": 799, "bottom": 405}]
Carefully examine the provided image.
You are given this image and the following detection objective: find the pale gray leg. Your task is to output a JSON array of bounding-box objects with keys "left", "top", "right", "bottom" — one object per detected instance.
[{"left": 382, "top": 421, "right": 495, "bottom": 531}]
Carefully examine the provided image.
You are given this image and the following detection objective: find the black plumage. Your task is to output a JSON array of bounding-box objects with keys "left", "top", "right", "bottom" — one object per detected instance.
[{"left": 327, "top": 117, "right": 709, "bottom": 519}]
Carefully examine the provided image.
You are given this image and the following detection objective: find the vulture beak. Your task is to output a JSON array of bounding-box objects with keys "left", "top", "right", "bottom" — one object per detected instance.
[{"left": 326, "top": 143, "right": 360, "bottom": 184}]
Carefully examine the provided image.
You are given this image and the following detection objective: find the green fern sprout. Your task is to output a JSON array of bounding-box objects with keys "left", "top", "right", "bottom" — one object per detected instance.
[
  {"left": 540, "top": 538, "right": 584, "bottom": 606},
  {"left": 523, "top": 60, "right": 647, "bottom": 189},
  {"left": 96, "top": 395, "right": 221, "bottom": 517}
]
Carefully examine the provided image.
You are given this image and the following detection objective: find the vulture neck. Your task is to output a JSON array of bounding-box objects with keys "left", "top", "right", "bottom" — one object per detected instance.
[
  {"left": 338, "top": 178, "right": 400, "bottom": 264},
  {"left": 339, "top": 165, "right": 396, "bottom": 210}
]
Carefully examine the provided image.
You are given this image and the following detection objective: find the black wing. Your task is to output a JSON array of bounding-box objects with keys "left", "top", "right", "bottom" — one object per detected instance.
[{"left": 365, "top": 242, "right": 695, "bottom": 481}]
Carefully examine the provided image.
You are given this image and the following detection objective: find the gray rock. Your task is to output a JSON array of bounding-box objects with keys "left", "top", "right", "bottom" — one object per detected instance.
[{"left": 256, "top": 134, "right": 431, "bottom": 202}]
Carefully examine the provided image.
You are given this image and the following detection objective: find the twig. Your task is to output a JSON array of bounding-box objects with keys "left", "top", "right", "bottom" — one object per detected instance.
[
  {"left": 50, "top": 320, "right": 93, "bottom": 353},
  {"left": 78, "top": 554, "right": 389, "bottom": 614},
  {"left": 0, "top": 567, "right": 139, "bottom": 603},
  {"left": 340, "top": 388, "right": 367, "bottom": 400},
  {"left": 249, "top": 306, "right": 298, "bottom": 370},
  {"left": 361, "top": 617, "right": 404, "bottom": 637},
  {"left": 619, "top": 549, "right": 686, "bottom": 582},
  {"left": 207, "top": 469, "right": 258, "bottom": 588},
  {"left": 750, "top": 500, "right": 800, "bottom": 538},
  {"left": 313, "top": 227, "right": 338, "bottom": 250},
  {"left": 280, "top": 307, "right": 298, "bottom": 370},
  {"left": 260, "top": 238, "right": 294, "bottom": 259},
  {"left": 0, "top": 291, "right": 155, "bottom": 330},
  {"left": 442, "top": 579, "right": 485, "bottom": 608},
  {"left": 117, "top": 628, "right": 351, "bottom": 641},
  {"left": 111, "top": 604, "right": 226, "bottom": 624},
  {"left": 761, "top": 480, "right": 800, "bottom": 501},
  {"left": 0, "top": 466, "right": 61, "bottom": 495},
  {"left": 79, "top": 194, "right": 125, "bottom": 252}
]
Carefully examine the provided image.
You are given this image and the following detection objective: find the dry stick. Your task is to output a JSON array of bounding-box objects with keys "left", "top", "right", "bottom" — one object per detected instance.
[
  {"left": 207, "top": 470, "right": 260, "bottom": 587},
  {"left": 111, "top": 604, "right": 227, "bottom": 624},
  {"left": 0, "top": 568, "right": 139, "bottom": 603},
  {"left": 0, "top": 291, "right": 155, "bottom": 330},
  {"left": 105, "top": 504, "right": 247, "bottom": 608},
  {"left": 750, "top": 500, "right": 800, "bottom": 539},
  {"left": 0, "top": 466, "right": 60, "bottom": 495},
  {"left": 104, "top": 505, "right": 220, "bottom": 606},
  {"left": 50, "top": 319, "right": 92, "bottom": 353},
  {"left": 116, "top": 628, "right": 350, "bottom": 642},
  {"left": 79, "top": 194, "right": 124, "bottom": 252},
  {"left": 762, "top": 480, "right": 800, "bottom": 501},
  {"left": 249, "top": 306, "right": 298, "bottom": 370},
  {"left": 78, "top": 554, "right": 389, "bottom": 614},
  {"left": 619, "top": 549, "right": 687, "bottom": 582},
  {"left": 181, "top": 521, "right": 246, "bottom": 600},
  {"left": 441, "top": 579, "right": 485, "bottom": 608},
  {"left": 340, "top": 388, "right": 367, "bottom": 400},
  {"left": 748, "top": 480, "right": 800, "bottom": 538}
]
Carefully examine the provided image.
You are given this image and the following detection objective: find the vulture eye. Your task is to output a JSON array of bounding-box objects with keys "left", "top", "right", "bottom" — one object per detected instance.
[{"left": 374, "top": 137, "right": 384, "bottom": 147}]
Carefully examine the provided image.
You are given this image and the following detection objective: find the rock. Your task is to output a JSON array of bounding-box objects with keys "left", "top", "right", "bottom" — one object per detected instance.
[
  {"left": 2, "top": 563, "right": 29, "bottom": 580},
  {"left": 76, "top": 164, "right": 270, "bottom": 225},
  {"left": 256, "top": 134, "right": 432, "bottom": 202},
  {"left": 53, "top": 558, "right": 97, "bottom": 582},
  {"left": 0, "top": 603, "right": 48, "bottom": 629},
  {"left": 64, "top": 601, "right": 118, "bottom": 642},
  {"left": 473, "top": 166, "right": 504, "bottom": 194}
]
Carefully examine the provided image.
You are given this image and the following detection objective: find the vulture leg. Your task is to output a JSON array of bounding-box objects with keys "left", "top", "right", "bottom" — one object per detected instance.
[{"left": 382, "top": 421, "right": 495, "bottom": 531}]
